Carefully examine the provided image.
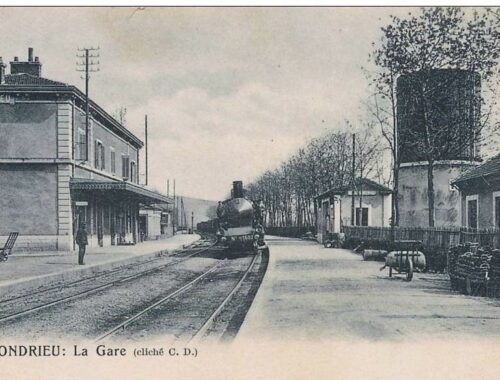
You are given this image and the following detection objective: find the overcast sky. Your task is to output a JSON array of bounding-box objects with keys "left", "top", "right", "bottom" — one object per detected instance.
[{"left": 0, "top": 7, "right": 430, "bottom": 199}]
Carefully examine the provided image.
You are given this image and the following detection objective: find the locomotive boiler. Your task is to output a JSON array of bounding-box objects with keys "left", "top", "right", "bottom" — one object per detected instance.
[{"left": 216, "top": 181, "right": 268, "bottom": 253}]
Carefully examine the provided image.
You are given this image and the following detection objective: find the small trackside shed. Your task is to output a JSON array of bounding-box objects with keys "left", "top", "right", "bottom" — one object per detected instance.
[{"left": 314, "top": 178, "right": 392, "bottom": 243}]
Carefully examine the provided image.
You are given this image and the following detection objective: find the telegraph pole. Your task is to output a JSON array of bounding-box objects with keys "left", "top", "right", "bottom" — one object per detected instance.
[
  {"left": 359, "top": 174, "right": 363, "bottom": 226},
  {"left": 392, "top": 96, "right": 399, "bottom": 240},
  {"left": 145, "top": 115, "right": 148, "bottom": 186},
  {"left": 178, "top": 196, "right": 182, "bottom": 230},
  {"left": 191, "top": 212, "right": 194, "bottom": 234},
  {"left": 180, "top": 197, "right": 186, "bottom": 230},
  {"left": 351, "top": 133, "right": 356, "bottom": 226},
  {"left": 359, "top": 152, "right": 363, "bottom": 226},
  {"left": 172, "top": 179, "right": 176, "bottom": 235},
  {"left": 76, "top": 47, "right": 100, "bottom": 162}
]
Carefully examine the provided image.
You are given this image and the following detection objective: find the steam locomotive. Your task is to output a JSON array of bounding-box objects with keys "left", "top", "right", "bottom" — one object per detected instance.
[{"left": 214, "top": 181, "right": 268, "bottom": 253}]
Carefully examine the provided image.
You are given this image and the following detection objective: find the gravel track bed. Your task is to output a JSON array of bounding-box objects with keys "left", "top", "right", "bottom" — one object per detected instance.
[
  {"left": 0, "top": 248, "right": 211, "bottom": 320},
  {"left": 207, "top": 248, "right": 269, "bottom": 342},
  {"left": 0, "top": 241, "right": 214, "bottom": 305},
  {"left": 0, "top": 256, "right": 218, "bottom": 340},
  {"left": 108, "top": 254, "right": 254, "bottom": 342}
]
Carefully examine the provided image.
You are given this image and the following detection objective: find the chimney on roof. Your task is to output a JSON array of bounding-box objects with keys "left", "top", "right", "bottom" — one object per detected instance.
[
  {"left": 10, "top": 47, "right": 42, "bottom": 77},
  {"left": 232, "top": 181, "right": 244, "bottom": 198},
  {"left": 0, "top": 57, "right": 6, "bottom": 84}
]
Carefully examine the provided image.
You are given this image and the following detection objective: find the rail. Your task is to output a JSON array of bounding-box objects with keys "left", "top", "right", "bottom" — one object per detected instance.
[
  {"left": 0, "top": 242, "right": 216, "bottom": 324},
  {"left": 189, "top": 251, "right": 261, "bottom": 343},
  {"left": 95, "top": 260, "right": 226, "bottom": 342}
]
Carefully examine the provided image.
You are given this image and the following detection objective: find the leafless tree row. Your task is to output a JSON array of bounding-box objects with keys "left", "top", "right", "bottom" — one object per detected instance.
[{"left": 247, "top": 128, "right": 386, "bottom": 228}]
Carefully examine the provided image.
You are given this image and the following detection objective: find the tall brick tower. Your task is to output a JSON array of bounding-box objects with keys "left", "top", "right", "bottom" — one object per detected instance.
[{"left": 397, "top": 69, "right": 481, "bottom": 227}]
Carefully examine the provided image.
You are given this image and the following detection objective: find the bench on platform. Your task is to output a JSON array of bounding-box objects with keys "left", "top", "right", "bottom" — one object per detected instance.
[{"left": 0, "top": 232, "right": 19, "bottom": 262}]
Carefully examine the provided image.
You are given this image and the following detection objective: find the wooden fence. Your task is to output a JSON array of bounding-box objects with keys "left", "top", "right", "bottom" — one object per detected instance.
[{"left": 341, "top": 225, "right": 500, "bottom": 251}]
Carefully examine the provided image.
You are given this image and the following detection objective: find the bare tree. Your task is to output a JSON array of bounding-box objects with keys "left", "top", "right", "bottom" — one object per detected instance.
[
  {"left": 364, "top": 69, "right": 400, "bottom": 226},
  {"left": 248, "top": 127, "right": 382, "bottom": 230}
]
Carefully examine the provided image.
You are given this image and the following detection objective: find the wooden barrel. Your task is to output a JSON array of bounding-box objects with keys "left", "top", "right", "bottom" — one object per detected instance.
[
  {"left": 386, "top": 251, "right": 426, "bottom": 270},
  {"left": 362, "top": 249, "right": 388, "bottom": 261}
]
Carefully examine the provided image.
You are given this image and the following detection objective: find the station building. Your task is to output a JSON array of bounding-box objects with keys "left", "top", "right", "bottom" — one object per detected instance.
[
  {"left": 0, "top": 48, "right": 171, "bottom": 251},
  {"left": 315, "top": 178, "right": 392, "bottom": 243},
  {"left": 452, "top": 154, "right": 500, "bottom": 230}
]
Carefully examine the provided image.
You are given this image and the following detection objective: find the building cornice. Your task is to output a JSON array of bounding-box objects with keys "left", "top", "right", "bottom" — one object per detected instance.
[{"left": 0, "top": 158, "right": 72, "bottom": 164}]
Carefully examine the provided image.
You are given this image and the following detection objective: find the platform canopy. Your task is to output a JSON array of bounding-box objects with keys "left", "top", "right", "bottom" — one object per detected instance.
[{"left": 70, "top": 177, "right": 172, "bottom": 205}]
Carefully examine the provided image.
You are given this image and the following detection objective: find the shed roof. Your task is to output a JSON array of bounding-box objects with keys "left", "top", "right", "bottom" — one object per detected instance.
[
  {"left": 452, "top": 154, "right": 500, "bottom": 188},
  {"left": 452, "top": 154, "right": 500, "bottom": 190},
  {"left": 314, "top": 177, "right": 392, "bottom": 200}
]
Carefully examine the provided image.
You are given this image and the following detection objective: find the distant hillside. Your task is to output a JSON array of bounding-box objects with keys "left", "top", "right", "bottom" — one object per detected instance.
[{"left": 174, "top": 196, "right": 218, "bottom": 227}]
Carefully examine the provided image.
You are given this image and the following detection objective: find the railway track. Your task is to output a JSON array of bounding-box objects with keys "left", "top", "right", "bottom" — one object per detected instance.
[
  {"left": 95, "top": 250, "right": 263, "bottom": 343},
  {"left": 190, "top": 251, "right": 260, "bottom": 342},
  {"left": 0, "top": 240, "right": 214, "bottom": 305},
  {"left": 0, "top": 240, "right": 217, "bottom": 324}
]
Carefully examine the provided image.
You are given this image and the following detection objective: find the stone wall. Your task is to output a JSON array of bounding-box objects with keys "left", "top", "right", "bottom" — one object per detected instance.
[
  {"left": 0, "top": 103, "right": 58, "bottom": 159},
  {"left": 0, "top": 164, "right": 58, "bottom": 235},
  {"left": 398, "top": 162, "right": 476, "bottom": 227}
]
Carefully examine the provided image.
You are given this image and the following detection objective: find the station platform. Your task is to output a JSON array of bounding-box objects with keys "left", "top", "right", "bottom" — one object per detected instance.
[
  {"left": 0, "top": 233, "right": 201, "bottom": 296},
  {"left": 237, "top": 236, "right": 500, "bottom": 342}
]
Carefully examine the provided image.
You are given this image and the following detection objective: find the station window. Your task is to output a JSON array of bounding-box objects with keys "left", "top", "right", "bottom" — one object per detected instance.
[
  {"left": 110, "top": 148, "right": 116, "bottom": 174},
  {"left": 122, "top": 155, "right": 130, "bottom": 180},
  {"left": 130, "top": 161, "right": 137, "bottom": 183},
  {"left": 95, "top": 140, "right": 105, "bottom": 170},
  {"left": 467, "top": 199, "right": 478, "bottom": 229},
  {"left": 76, "top": 129, "right": 86, "bottom": 160},
  {"left": 355, "top": 207, "right": 369, "bottom": 226}
]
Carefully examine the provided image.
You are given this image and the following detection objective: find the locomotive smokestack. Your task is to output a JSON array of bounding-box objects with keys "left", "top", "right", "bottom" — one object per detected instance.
[{"left": 232, "top": 181, "right": 244, "bottom": 198}]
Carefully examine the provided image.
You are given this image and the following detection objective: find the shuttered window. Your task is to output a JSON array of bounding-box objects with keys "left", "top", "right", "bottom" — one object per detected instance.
[
  {"left": 122, "top": 155, "right": 130, "bottom": 180},
  {"left": 94, "top": 140, "right": 105, "bottom": 170},
  {"left": 76, "top": 129, "right": 86, "bottom": 160},
  {"left": 130, "top": 161, "right": 137, "bottom": 183},
  {"left": 110, "top": 148, "right": 116, "bottom": 174}
]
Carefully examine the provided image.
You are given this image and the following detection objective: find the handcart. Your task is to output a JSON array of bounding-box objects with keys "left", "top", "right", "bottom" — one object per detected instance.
[{"left": 382, "top": 240, "right": 425, "bottom": 282}]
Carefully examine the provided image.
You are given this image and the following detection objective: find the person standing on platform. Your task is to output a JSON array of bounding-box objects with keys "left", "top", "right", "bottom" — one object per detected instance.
[{"left": 76, "top": 223, "right": 88, "bottom": 265}]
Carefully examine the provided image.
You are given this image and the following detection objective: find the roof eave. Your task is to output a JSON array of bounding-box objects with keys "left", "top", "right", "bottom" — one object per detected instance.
[{"left": 314, "top": 189, "right": 345, "bottom": 200}]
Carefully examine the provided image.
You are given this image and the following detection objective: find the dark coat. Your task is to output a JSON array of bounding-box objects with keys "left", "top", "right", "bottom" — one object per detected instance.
[{"left": 76, "top": 228, "right": 88, "bottom": 246}]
